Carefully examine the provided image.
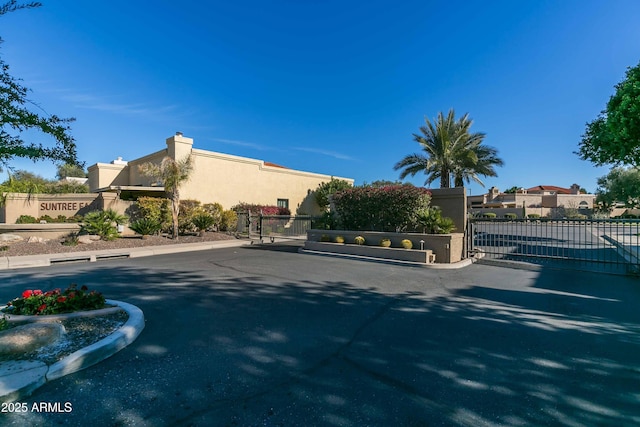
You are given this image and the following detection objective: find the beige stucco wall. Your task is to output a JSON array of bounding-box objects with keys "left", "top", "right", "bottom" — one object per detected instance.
[
  {"left": 88, "top": 134, "right": 354, "bottom": 215},
  {"left": 430, "top": 187, "right": 467, "bottom": 234},
  {"left": 0, "top": 193, "right": 99, "bottom": 223},
  {"left": 88, "top": 163, "right": 129, "bottom": 190}
]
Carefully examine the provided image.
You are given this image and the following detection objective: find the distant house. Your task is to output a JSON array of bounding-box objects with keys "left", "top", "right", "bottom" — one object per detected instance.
[
  {"left": 87, "top": 133, "right": 353, "bottom": 215},
  {"left": 468, "top": 184, "right": 595, "bottom": 218}
]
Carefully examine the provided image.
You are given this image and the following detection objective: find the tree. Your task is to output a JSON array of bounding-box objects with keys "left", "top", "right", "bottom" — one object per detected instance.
[
  {"left": 577, "top": 61, "right": 640, "bottom": 166},
  {"left": 595, "top": 167, "right": 640, "bottom": 210},
  {"left": 504, "top": 186, "right": 521, "bottom": 194},
  {"left": 138, "top": 155, "right": 193, "bottom": 239},
  {"left": 1, "top": 1, "right": 79, "bottom": 171},
  {"left": 56, "top": 163, "right": 86, "bottom": 179},
  {"left": 394, "top": 109, "right": 503, "bottom": 188},
  {"left": 314, "top": 177, "right": 352, "bottom": 211}
]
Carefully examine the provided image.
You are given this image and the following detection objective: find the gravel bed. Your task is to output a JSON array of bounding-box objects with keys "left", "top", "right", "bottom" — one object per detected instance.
[
  {"left": 0, "top": 310, "right": 129, "bottom": 365},
  {"left": 0, "top": 232, "right": 239, "bottom": 258}
]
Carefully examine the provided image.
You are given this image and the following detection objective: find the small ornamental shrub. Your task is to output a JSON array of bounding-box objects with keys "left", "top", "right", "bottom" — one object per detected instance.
[
  {"left": 220, "top": 210, "right": 238, "bottom": 231},
  {"left": 39, "top": 215, "right": 54, "bottom": 223},
  {"left": 527, "top": 213, "right": 540, "bottom": 219},
  {"left": 15, "top": 215, "right": 37, "bottom": 224},
  {"left": 192, "top": 213, "right": 216, "bottom": 235},
  {"left": 0, "top": 245, "right": 8, "bottom": 251},
  {"left": 0, "top": 314, "right": 7, "bottom": 331},
  {"left": 82, "top": 209, "right": 128, "bottom": 241},
  {"left": 504, "top": 213, "right": 517, "bottom": 220},
  {"left": 354, "top": 236, "right": 365, "bottom": 245},
  {"left": 416, "top": 207, "right": 456, "bottom": 234},
  {"left": 129, "top": 218, "right": 162, "bottom": 238},
  {"left": 401, "top": 239, "right": 413, "bottom": 249},
  {"left": 334, "top": 235, "right": 345, "bottom": 243},
  {"left": 135, "top": 197, "right": 172, "bottom": 232},
  {"left": 62, "top": 232, "right": 79, "bottom": 246},
  {"left": 482, "top": 212, "right": 497, "bottom": 219},
  {"left": 380, "top": 238, "right": 391, "bottom": 247},
  {"left": 178, "top": 199, "right": 202, "bottom": 234},
  {"left": 3, "top": 284, "right": 106, "bottom": 316},
  {"left": 202, "top": 203, "right": 224, "bottom": 229},
  {"left": 320, "top": 234, "right": 331, "bottom": 242}
]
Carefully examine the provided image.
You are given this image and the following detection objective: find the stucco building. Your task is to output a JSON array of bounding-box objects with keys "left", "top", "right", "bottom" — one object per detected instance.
[
  {"left": 87, "top": 133, "right": 353, "bottom": 215},
  {"left": 468, "top": 184, "right": 596, "bottom": 218}
]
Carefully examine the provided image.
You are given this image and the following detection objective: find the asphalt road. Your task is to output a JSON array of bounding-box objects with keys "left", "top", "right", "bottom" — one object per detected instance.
[{"left": 1, "top": 243, "right": 639, "bottom": 426}]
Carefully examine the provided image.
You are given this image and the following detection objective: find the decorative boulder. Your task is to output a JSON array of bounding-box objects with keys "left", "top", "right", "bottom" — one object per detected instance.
[
  {"left": 0, "top": 234, "right": 24, "bottom": 243},
  {"left": 27, "top": 236, "right": 49, "bottom": 244},
  {"left": 0, "top": 322, "right": 66, "bottom": 355}
]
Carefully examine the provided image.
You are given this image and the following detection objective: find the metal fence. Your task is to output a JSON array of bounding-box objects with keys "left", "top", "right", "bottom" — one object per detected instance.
[
  {"left": 236, "top": 213, "right": 316, "bottom": 242},
  {"left": 468, "top": 218, "right": 640, "bottom": 275}
]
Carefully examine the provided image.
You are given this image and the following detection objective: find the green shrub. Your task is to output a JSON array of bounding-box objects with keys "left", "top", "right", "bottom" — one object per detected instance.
[
  {"left": 354, "top": 236, "right": 365, "bottom": 245},
  {"left": 81, "top": 209, "right": 127, "bottom": 241},
  {"left": 3, "top": 284, "right": 105, "bottom": 315},
  {"left": 15, "top": 215, "right": 37, "bottom": 224},
  {"left": 202, "top": 203, "right": 224, "bottom": 229},
  {"left": 178, "top": 199, "right": 202, "bottom": 234},
  {"left": 0, "top": 314, "right": 7, "bottom": 331},
  {"left": 527, "top": 214, "right": 540, "bottom": 219},
  {"left": 129, "top": 218, "right": 162, "bottom": 237},
  {"left": 0, "top": 245, "right": 8, "bottom": 251},
  {"left": 135, "top": 197, "right": 172, "bottom": 232},
  {"left": 504, "top": 213, "right": 517, "bottom": 220},
  {"left": 401, "top": 239, "right": 413, "bottom": 249},
  {"left": 320, "top": 234, "right": 331, "bottom": 242},
  {"left": 416, "top": 207, "right": 456, "bottom": 233},
  {"left": 220, "top": 210, "right": 238, "bottom": 231},
  {"left": 333, "top": 185, "right": 431, "bottom": 232},
  {"left": 62, "top": 232, "right": 79, "bottom": 246},
  {"left": 334, "top": 235, "right": 345, "bottom": 243},
  {"left": 380, "top": 238, "right": 391, "bottom": 247},
  {"left": 482, "top": 212, "right": 497, "bottom": 219},
  {"left": 192, "top": 213, "right": 216, "bottom": 235}
]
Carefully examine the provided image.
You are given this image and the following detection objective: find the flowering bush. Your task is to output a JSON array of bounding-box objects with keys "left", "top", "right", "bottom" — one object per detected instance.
[
  {"left": 333, "top": 185, "right": 431, "bottom": 232},
  {"left": 3, "top": 284, "right": 106, "bottom": 315}
]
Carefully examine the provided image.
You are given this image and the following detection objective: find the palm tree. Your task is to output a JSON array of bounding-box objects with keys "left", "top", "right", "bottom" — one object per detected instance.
[
  {"left": 394, "top": 109, "right": 503, "bottom": 188},
  {"left": 139, "top": 155, "right": 193, "bottom": 239},
  {"left": 453, "top": 142, "right": 504, "bottom": 187}
]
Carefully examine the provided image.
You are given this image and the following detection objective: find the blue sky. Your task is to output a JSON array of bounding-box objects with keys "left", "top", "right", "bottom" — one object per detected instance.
[{"left": 2, "top": 0, "right": 640, "bottom": 197}]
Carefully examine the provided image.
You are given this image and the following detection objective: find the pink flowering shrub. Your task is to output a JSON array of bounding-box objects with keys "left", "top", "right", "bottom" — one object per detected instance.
[{"left": 333, "top": 185, "right": 431, "bottom": 232}]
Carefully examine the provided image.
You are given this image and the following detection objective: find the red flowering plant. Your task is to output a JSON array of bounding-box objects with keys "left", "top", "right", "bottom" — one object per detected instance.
[{"left": 2, "top": 284, "right": 106, "bottom": 315}]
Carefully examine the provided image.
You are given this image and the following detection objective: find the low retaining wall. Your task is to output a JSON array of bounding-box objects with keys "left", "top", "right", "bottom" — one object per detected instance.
[
  {"left": 0, "top": 224, "right": 81, "bottom": 239},
  {"left": 306, "top": 230, "right": 464, "bottom": 263},
  {"left": 305, "top": 241, "right": 435, "bottom": 263}
]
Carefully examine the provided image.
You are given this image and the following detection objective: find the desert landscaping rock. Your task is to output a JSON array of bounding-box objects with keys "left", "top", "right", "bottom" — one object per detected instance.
[
  {"left": 0, "top": 234, "right": 23, "bottom": 243},
  {"left": 27, "top": 236, "right": 49, "bottom": 243},
  {"left": 77, "top": 235, "right": 97, "bottom": 244},
  {"left": 0, "top": 322, "right": 66, "bottom": 355}
]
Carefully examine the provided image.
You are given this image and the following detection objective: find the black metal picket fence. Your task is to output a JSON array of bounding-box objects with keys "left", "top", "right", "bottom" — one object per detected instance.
[{"left": 467, "top": 218, "right": 640, "bottom": 275}]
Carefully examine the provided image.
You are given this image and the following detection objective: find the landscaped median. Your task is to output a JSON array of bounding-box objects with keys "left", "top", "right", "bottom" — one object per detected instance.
[
  {"left": 0, "top": 299, "right": 145, "bottom": 402},
  {"left": 303, "top": 230, "right": 465, "bottom": 264}
]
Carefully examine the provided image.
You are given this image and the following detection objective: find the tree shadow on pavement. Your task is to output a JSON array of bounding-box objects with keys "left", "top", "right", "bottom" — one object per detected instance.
[{"left": 1, "top": 258, "right": 639, "bottom": 426}]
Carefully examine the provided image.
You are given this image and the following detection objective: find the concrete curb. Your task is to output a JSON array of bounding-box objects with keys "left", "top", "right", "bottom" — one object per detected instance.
[
  {"left": 0, "top": 238, "right": 251, "bottom": 271},
  {"left": 298, "top": 248, "right": 474, "bottom": 269},
  {"left": 0, "top": 299, "right": 145, "bottom": 403}
]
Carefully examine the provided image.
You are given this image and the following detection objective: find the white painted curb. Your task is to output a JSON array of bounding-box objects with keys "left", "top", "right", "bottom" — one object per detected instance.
[{"left": 0, "top": 299, "right": 144, "bottom": 402}]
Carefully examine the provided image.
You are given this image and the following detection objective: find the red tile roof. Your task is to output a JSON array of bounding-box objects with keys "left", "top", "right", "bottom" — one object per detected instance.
[
  {"left": 526, "top": 185, "right": 571, "bottom": 194},
  {"left": 264, "top": 161, "right": 288, "bottom": 169}
]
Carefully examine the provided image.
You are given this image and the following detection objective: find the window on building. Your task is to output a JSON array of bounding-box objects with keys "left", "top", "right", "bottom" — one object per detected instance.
[{"left": 277, "top": 199, "right": 289, "bottom": 209}]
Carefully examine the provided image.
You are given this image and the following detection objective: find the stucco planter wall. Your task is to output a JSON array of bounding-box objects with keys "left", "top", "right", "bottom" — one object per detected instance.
[
  {"left": 305, "top": 241, "right": 435, "bottom": 263},
  {"left": 306, "top": 230, "right": 464, "bottom": 263},
  {"left": 0, "top": 224, "right": 82, "bottom": 239}
]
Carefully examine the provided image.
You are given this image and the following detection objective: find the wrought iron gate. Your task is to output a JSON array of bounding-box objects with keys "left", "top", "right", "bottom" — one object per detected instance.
[
  {"left": 237, "top": 212, "right": 315, "bottom": 243},
  {"left": 468, "top": 218, "right": 640, "bottom": 275}
]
